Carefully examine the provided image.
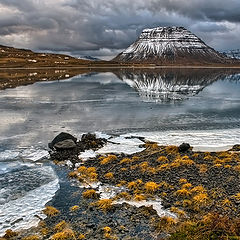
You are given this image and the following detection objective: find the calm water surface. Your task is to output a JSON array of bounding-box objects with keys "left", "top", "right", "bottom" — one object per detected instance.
[{"left": 0, "top": 68, "right": 240, "bottom": 234}]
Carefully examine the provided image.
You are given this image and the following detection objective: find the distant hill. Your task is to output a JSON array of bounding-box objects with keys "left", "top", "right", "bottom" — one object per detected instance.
[
  {"left": 113, "top": 26, "right": 236, "bottom": 65},
  {"left": 0, "top": 45, "right": 91, "bottom": 68},
  {"left": 221, "top": 49, "right": 240, "bottom": 59}
]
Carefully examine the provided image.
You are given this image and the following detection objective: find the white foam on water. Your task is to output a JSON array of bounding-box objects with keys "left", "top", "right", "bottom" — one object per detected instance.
[{"left": 0, "top": 168, "right": 59, "bottom": 236}]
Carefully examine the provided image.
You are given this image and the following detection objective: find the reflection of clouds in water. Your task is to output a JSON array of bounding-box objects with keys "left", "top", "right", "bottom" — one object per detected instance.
[{"left": 0, "top": 70, "right": 240, "bottom": 149}]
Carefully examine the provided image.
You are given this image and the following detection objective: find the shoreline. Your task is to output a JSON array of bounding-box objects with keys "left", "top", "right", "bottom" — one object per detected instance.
[
  {"left": 2, "top": 133, "right": 240, "bottom": 239},
  {"left": 0, "top": 66, "right": 240, "bottom": 91},
  {"left": 1, "top": 65, "right": 240, "bottom": 70}
]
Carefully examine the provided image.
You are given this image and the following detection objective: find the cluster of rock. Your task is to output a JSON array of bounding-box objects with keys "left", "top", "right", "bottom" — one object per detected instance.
[{"left": 48, "top": 132, "right": 107, "bottom": 164}]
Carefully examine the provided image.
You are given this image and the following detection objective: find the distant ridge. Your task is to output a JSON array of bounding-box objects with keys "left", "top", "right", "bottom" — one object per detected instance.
[
  {"left": 113, "top": 26, "right": 235, "bottom": 65},
  {"left": 221, "top": 49, "right": 240, "bottom": 59}
]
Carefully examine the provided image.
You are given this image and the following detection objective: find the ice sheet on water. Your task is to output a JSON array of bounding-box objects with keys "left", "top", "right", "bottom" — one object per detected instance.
[
  {"left": 0, "top": 166, "right": 59, "bottom": 236},
  {"left": 97, "top": 136, "right": 144, "bottom": 155},
  {"left": 0, "top": 166, "right": 57, "bottom": 204},
  {"left": 0, "top": 150, "right": 19, "bottom": 161},
  {"left": 0, "top": 161, "right": 35, "bottom": 174},
  {"left": 123, "top": 128, "right": 240, "bottom": 151},
  {"left": 0, "top": 148, "right": 49, "bottom": 162},
  {"left": 20, "top": 148, "right": 49, "bottom": 161}
]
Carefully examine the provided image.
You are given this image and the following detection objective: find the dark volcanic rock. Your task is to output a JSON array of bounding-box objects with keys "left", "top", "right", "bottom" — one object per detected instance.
[
  {"left": 54, "top": 139, "right": 76, "bottom": 150},
  {"left": 229, "top": 144, "right": 240, "bottom": 151},
  {"left": 78, "top": 133, "right": 107, "bottom": 151},
  {"left": 49, "top": 132, "right": 107, "bottom": 163},
  {"left": 178, "top": 142, "right": 191, "bottom": 152},
  {"left": 49, "top": 132, "right": 77, "bottom": 150}
]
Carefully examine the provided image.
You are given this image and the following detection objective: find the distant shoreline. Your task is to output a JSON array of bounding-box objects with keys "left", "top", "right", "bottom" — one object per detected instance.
[
  {"left": 1, "top": 66, "right": 240, "bottom": 91},
  {"left": 1, "top": 65, "right": 240, "bottom": 70}
]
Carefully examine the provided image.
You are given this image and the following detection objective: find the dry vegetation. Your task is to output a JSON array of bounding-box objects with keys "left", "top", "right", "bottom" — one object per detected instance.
[{"left": 3, "top": 142, "right": 240, "bottom": 239}]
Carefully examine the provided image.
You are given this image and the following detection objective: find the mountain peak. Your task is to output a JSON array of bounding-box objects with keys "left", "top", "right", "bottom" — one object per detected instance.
[{"left": 113, "top": 26, "right": 231, "bottom": 65}]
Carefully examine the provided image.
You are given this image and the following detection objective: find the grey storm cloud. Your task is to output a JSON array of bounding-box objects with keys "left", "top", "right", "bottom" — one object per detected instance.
[{"left": 0, "top": 0, "right": 239, "bottom": 59}]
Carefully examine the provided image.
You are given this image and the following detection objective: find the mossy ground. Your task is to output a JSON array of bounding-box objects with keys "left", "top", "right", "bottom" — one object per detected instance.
[{"left": 3, "top": 142, "right": 240, "bottom": 240}]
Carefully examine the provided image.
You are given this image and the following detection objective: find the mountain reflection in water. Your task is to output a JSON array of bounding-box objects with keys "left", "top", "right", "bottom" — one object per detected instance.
[{"left": 114, "top": 68, "right": 240, "bottom": 102}]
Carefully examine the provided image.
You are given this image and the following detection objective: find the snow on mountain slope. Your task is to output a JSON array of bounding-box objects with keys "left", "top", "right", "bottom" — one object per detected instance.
[
  {"left": 221, "top": 49, "right": 240, "bottom": 59},
  {"left": 113, "top": 27, "right": 231, "bottom": 64}
]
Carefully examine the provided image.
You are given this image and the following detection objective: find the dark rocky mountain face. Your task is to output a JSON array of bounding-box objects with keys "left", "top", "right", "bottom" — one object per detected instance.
[
  {"left": 113, "top": 27, "right": 233, "bottom": 65},
  {"left": 114, "top": 68, "right": 238, "bottom": 102}
]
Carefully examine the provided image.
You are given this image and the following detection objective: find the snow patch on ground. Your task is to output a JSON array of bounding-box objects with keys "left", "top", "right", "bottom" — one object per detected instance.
[
  {"left": 79, "top": 150, "right": 97, "bottom": 161},
  {"left": 96, "top": 184, "right": 175, "bottom": 218},
  {"left": 116, "top": 199, "right": 176, "bottom": 218}
]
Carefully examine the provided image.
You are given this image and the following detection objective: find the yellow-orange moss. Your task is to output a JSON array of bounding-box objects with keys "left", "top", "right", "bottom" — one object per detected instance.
[
  {"left": 43, "top": 206, "right": 60, "bottom": 217},
  {"left": 104, "top": 172, "right": 114, "bottom": 179},
  {"left": 70, "top": 205, "right": 79, "bottom": 211},
  {"left": 144, "top": 182, "right": 158, "bottom": 193},
  {"left": 51, "top": 229, "right": 76, "bottom": 240},
  {"left": 94, "top": 199, "right": 113, "bottom": 211},
  {"left": 54, "top": 220, "right": 68, "bottom": 232},
  {"left": 82, "top": 189, "right": 98, "bottom": 199},
  {"left": 100, "top": 155, "right": 117, "bottom": 165}
]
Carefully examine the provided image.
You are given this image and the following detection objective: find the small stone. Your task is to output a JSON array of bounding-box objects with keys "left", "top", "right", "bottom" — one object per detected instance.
[{"left": 178, "top": 142, "right": 191, "bottom": 152}]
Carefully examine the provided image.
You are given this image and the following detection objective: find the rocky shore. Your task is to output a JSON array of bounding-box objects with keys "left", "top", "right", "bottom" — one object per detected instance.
[{"left": 2, "top": 132, "right": 240, "bottom": 240}]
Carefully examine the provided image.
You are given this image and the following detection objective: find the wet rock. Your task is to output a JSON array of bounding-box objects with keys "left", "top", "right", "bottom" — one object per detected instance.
[
  {"left": 178, "top": 142, "right": 191, "bottom": 152},
  {"left": 54, "top": 139, "right": 76, "bottom": 150},
  {"left": 49, "top": 132, "right": 107, "bottom": 163},
  {"left": 49, "top": 132, "right": 77, "bottom": 150},
  {"left": 77, "top": 133, "right": 107, "bottom": 151}
]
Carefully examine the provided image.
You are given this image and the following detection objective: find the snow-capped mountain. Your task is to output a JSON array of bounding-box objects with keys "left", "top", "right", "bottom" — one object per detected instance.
[
  {"left": 221, "top": 49, "right": 240, "bottom": 59},
  {"left": 115, "top": 69, "right": 230, "bottom": 102},
  {"left": 113, "top": 26, "right": 231, "bottom": 64}
]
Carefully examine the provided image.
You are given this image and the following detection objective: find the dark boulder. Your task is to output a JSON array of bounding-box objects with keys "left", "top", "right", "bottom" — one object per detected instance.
[
  {"left": 178, "top": 142, "right": 191, "bottom": 152},
  {"left": 229, "top": 144, "right": 240, "bottom": 151},
  {"left": 49, "top": 132, "right": 107, "bottom": 163},
  {"left": 54, "top": 139, "right": 76, "bottom": 150},
  {"left": 48, "top": 132, "right": 77, "bottom": 150}
]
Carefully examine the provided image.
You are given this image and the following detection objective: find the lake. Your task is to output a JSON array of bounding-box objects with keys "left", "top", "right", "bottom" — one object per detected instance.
[{"left": 0, "top": 68, "right": 240, "bottom": 234}]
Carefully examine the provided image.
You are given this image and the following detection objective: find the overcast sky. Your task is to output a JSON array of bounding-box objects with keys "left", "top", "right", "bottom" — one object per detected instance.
[{"left": 0, "top": 0, "right": 239, "bottom": 59}]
